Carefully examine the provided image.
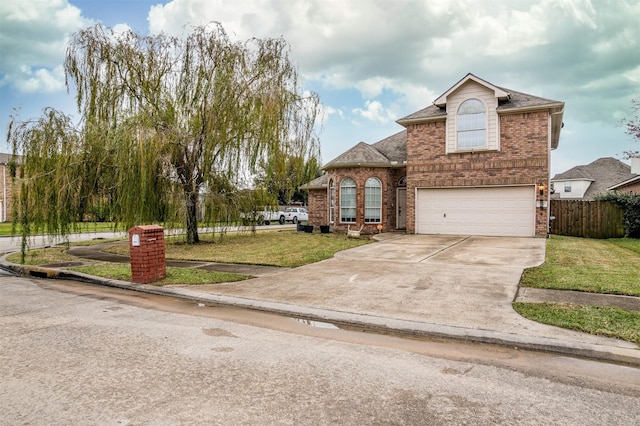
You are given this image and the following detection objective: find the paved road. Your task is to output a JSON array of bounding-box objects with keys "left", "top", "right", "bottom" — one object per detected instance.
[{"left": 2, "top": 275, "right": 639, "bottom": 425}]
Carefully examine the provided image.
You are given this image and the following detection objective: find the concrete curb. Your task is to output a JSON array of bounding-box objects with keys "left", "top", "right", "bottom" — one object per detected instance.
[{"left": 2, "top": 255, "right": 638, "bottom": 367}]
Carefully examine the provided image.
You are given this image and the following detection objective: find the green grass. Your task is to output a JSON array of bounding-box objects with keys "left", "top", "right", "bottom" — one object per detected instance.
[
  {"left": 104, "top": 230, "right": 372, "bottom": 268},
  {"left": 520, "top": 236, "right": 640, "bottom": 296},
  {"left": 7, "top": 229, "right": 372, "bottom": 284},
  {"left": 6, "top": 247, "right": 78, "bottom": 265},
  {"left": 513, "top": 303, "right": 640, "bottom": 345},
  {"left": 69, "top": 263, "right": 250, "bottom": 285}
]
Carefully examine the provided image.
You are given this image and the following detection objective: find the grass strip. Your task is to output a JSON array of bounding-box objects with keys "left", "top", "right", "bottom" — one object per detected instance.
[
  {"left": 513, "top": 302, "right": 640, "bottom": 346},
  {"left": 69, "top": 263, "right": 250, "bottom": 285}
]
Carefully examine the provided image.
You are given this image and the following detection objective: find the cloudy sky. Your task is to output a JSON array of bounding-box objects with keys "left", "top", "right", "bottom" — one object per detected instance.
[{"left": 1, "top": 0, "right": 638, "bottom": 175}]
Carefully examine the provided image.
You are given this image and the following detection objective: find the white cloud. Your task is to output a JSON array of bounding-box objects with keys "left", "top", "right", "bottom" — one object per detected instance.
[
  {"left": 0, "top": 0, "right": 94, "bottom": 93},
  {"left": 352, "top": 100, "right": 395, "bottom": 124},
  {"left": 13, "top": 65, "right": 66, "bottom": 93}
]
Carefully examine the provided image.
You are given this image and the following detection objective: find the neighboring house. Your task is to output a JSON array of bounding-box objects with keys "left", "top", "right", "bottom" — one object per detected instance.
[
  {"left": 304, "top": 73, "right": 564, "bottom": 237},
  {"left": 607, "top": 158, "right": 640, "bottom": 194},
  {"left": 550, "top": 157, "right": 638, "bottom": 200},
  {"left": 0, "top": 153, "right": 20, "bottom": 222}
]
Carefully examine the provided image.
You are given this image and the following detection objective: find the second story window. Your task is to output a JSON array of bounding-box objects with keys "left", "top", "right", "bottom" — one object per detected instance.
[{"left": 457, "top": 98, "right": 487, "bottom": 149}]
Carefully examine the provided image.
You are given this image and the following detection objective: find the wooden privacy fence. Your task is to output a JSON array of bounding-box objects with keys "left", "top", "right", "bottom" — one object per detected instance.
[{"left": 549, "top": 199, "right": 625, "bottom": 238}]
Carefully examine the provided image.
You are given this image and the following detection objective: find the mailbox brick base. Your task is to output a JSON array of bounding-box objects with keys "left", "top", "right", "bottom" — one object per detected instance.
[{"left": 129, "top": 225, "right": 166, "bottom": 284}]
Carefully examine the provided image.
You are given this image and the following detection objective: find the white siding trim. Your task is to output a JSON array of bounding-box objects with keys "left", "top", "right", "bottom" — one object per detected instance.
[{"left": 445, "top": 81, "right": 499, "bottom": 154}]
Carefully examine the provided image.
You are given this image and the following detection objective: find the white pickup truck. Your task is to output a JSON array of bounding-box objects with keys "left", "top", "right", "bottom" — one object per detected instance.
[
  {"left": 241, "top": 207, "right": 285, "bottom": 225},
  {"left": 283, "top": 207, "right": 309, "bottom": 224},
  {"left": 259, "top": 207, "right": 286, "bottom": 225}
]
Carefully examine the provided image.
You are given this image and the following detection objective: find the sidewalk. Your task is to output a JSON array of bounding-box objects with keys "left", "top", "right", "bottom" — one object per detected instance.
[{"left": 1, "top": 233, "right": 638, "bottom": 366}]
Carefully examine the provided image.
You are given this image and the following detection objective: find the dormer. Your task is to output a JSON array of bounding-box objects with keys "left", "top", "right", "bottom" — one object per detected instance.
[
  {"left": 434, "top": 74, "right": 509, "bottom": 154},
  {"left": 396, "top": 73, "right": 564, "bottom": 152}
]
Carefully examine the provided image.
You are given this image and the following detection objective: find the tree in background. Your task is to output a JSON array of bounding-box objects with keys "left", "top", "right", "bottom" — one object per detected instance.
[
  {"left": 254, "top": 154, "right": 322, "bottom": 206},
  {"left": 8, "top": 23, "right": 321, "bottom": 246},
  {"left": 622, "top": 98, "right": 639, "bottom": 159}
]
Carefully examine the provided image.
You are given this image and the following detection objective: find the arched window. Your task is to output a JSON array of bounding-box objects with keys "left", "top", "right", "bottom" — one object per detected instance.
[
  {"left": 340, "top": 178, "right": 356, "bottom": 223},
  {"left": 457, "top": 98, "right": 486, "bottom": 149},
  {"left": 365, "top": 177, "right": 382, "bottom": 223},
  {"left": 329, "top": 179, "right": 335, "bottom": 223}
]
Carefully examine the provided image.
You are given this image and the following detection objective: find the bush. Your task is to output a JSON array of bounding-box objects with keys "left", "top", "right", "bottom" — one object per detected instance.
[{"left": 597, "top": 192, "right": 640, "bottom": 238}]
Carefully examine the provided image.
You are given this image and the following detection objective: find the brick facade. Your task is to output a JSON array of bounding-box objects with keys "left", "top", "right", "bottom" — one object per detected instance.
[
  {"left": 405, "top": 111, "right": 550, "bottom": 236},
  {"left": 308, "top": 167, "right": 406, "bottom": 234},
  {"left": 616, "top": 179, "right": 640, "bottom": 194},
  {"left": 307, "top": 75, "right": 562, "bottom": 238}
]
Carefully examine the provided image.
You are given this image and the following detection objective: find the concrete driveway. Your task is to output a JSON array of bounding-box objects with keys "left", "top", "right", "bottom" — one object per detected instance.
[
  {"left": 190, "top": 234, "right": 601, "bottom": 337},
  {"left": 187, "top": 234, "right": 640, "bottom": 351}
]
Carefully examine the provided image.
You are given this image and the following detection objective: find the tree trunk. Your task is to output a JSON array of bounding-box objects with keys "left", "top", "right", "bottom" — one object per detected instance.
[{"left": 185, "top": 189, "right": 200, "bottom": 244}]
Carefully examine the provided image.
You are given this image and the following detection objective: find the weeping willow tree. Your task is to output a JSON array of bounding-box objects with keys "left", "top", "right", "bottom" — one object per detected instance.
[{"left": 8, "top": 23, "right": 321, "bottom": 246}]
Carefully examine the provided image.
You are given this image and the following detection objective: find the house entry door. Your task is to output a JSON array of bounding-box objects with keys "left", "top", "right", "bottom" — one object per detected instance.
[{"left": 396, "top": 188, "right": 406, "bottom": 229}]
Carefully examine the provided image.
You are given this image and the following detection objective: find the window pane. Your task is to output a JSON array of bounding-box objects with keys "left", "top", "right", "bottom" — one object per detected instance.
[
  {"left": 457, "top": 99, "right": 487, "bottom": 149},
  {"left": 365, "top": 178, "right": 381, "bottom": 223},
  {"left": 458, "top": 98, "right": 485, "bottom": 114},
  {"left": 340, "top": 178, "right": 356, "bottom": 223}
]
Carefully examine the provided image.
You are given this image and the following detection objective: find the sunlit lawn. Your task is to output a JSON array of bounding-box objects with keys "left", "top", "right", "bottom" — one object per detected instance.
[{"left": 104, "top": 230, "right": 372, "bottom": 268}]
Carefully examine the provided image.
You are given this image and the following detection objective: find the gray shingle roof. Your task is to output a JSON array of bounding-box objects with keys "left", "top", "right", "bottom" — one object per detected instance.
[
  {"left": 397, "top": 88, "right": 563, "bottom": 123},
  {"left": 551, "top": 157, "right": 638, "bottom": 200},
  {"left": 301, "top": 173, "right": 328, "bottom": 190},
  {"left": 322, "top": 131, "right": 408, "bottom": 170},
  {"left": 371, "top": 130, "right": 407, "bottom": 163}
]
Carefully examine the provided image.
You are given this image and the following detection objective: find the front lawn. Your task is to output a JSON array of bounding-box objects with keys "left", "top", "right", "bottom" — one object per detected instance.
[
  {"left": 517, "top": 235, "right": 640, "bottom": 345},
  {"left": 104, "top": 230, "right": 372, "bottom": 268},
  {"left": 6, "top": 229, "right": 373, "bottom": 283},
  {"left": 520, "top": 236, "right": 640, "bottom": 296}
]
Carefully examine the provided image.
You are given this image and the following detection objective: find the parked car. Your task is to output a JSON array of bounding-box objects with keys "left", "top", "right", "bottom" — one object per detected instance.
[
  {"left": 283, "top": 207, "right": 308, "bottom": 224},
  {"left": 241, "top": 207, "right": 285, "bottom": 225}
]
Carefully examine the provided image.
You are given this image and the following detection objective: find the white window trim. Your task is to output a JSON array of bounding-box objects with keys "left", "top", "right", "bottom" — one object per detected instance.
[{"left": 329, "top": 179, "right": 335, "bottom": 223}]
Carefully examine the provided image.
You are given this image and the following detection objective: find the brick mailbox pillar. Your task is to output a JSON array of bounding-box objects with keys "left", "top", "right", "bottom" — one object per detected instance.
[{"left": 128, "top": 225, "right": 166, "bottom": 284}]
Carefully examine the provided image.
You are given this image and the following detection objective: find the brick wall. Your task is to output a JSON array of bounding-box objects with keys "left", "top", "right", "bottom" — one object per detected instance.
[
  {"left": 129, "top": 225, "right": 166, "bottom": 284},
  {"left": 618, "top": 180, "right": 640, "bottom": 194},
  {"left": 405, "top": 111, "right": 550, "bottom": 236},
  {"left": 319, "top": 167, "right": 404, "bottom": 234},
  {"left": 307, "top": 188, "right": 328, "bottom": 226}
]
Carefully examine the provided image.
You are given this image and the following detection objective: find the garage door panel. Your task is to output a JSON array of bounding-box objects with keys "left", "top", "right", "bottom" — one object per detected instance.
[{"left": 416, "top": 187, "right": 535, "bottom": 237}]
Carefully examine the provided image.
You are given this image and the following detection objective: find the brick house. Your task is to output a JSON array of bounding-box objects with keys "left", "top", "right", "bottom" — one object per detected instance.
[{"left": 304, "top": 73, "right": 564, "bottom": 237}]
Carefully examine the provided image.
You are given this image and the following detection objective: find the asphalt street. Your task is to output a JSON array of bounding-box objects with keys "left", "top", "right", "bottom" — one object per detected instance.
[{"left": 2, "top": 275, "right": 640, "bottom": 425}]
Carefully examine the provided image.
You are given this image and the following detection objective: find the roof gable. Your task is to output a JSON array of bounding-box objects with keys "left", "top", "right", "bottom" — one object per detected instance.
[{"left": 433, "top": 73, "right": 510, "bottom": 107}]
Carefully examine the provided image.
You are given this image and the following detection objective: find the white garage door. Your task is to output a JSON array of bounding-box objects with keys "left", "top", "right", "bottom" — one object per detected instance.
[{"left": 416, "top": 186, "right": 536, "bottom": 237}]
